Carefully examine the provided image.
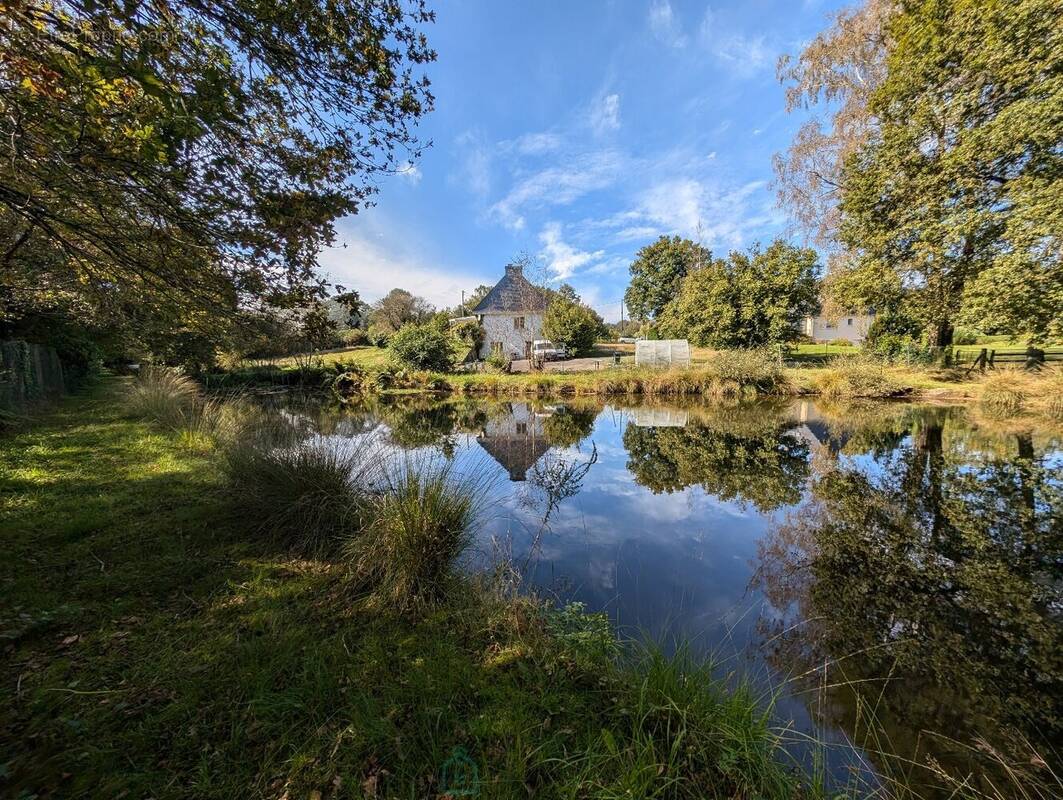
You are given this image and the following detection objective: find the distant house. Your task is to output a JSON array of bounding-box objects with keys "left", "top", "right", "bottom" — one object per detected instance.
[
  {"left": 471, "top": 264, "right": 551, "bottom": 360},
  {"left": 800, "top": 311, "right": 876, "bottom": 343}
]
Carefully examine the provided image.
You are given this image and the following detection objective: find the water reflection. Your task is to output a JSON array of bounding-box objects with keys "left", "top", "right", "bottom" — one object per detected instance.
[{"left": 266, "top": 393, "right": 1062, "bottom": 793}]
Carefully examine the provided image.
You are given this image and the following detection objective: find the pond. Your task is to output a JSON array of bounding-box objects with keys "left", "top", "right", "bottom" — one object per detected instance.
[{"left": 267, "top": 394, "right": 1062, "bottom": 795}]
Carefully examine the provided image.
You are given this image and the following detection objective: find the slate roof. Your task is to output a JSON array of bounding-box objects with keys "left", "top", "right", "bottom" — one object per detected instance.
[{"left": 472, "top": 265, "right": 551, "bottom": 313}]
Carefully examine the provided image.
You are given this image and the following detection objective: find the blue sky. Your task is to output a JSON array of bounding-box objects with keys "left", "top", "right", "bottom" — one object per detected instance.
[{"left": 318, "top": 0, "right": 847, "bottom": 321}]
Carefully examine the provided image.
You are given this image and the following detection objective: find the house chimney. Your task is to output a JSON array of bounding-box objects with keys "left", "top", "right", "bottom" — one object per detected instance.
[{"left": 505, "top": 263, "right": 522, "bottom": 277}]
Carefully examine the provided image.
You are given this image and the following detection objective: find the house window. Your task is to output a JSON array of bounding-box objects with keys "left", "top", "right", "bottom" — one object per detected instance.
[
  {"left": 514, "top": 316, "right": 525, "bottom": 330},
  {"left": 516, "top": 422, "right": 527, "bottom": 435},
  {"left": 847, "top": 318, "right": 853, "bottom": 326}
]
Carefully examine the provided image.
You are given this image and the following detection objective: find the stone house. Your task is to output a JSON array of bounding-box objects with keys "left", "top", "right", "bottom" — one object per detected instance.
[
  {"left": 470, "top": 264, "right": 551, "bottom": 360},
  {"left": 799, "top": 311, "right": 876, "bottom": 343}
]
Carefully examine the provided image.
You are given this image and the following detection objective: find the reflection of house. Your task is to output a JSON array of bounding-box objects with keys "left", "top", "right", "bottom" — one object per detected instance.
[
  {"left": 471, "top": 264, "right": 551, "bottom": 360},
  {"left": 800, "top": 311, "right": 875, "bottom": 343},
  {"left": 476, "top": 403, "right": 550, "bottom": 481},
  {"left": 790, "top": 400, "right": 852, "bottom": 454}
]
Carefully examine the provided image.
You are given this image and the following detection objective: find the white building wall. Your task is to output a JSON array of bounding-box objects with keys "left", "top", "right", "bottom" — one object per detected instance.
[
  {"left": 478, "top": 312, "right": 544, "bottom": 359},
  {"left": 803, "top": 314, "right": 875, "bottom": 343}
]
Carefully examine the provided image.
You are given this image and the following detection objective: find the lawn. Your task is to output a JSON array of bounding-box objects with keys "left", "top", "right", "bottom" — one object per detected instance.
[{"left": 0, "top": 379, "right": 814, "bottom": 799}]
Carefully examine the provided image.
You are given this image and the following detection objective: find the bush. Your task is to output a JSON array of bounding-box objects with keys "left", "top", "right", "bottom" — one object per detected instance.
[
  {"left": 813, "top": 356, "right": 906, "bottom": 399},
  {"left": 221, "top": 438, "right": 379, "bottom": 556},
  {"left": 345, "top": 457, "right": 488, "bottom": 612},
  {"left": 484, "top": 350, "right": 510, "bottom": 372},
  {"left": 869, "top": 333, "right": 934, "bottom": 365},
  {"left": 451, "top": 319, "right": 484, "bottom": 352},
  {"left": 338, "top": 328, "right": 368, "bottom": 347},
  {"left": 952, "top": 326, "right": 981, "bottom": 346},
  {"left": 366, "top": 324, "right": 392, "bottom": 348},
  {"left": 705, "top": 348, "right": 786, "bottom": 393},
  {"left": 388, "top": 322, "right": 455, "bottom": 372},
  {"left": 543, "top": 297, "right": 606, "bottom": 357}
]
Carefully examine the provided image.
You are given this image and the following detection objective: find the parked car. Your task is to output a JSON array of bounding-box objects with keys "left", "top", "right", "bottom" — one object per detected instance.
[
  {"left": 617, "top": 336, "right": 637, "bottom": 344},
  {"left": 532, "top": 339, "right": 567, "bottom": 361}
]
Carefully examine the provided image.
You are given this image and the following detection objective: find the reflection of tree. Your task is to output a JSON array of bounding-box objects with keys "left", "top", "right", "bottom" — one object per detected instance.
[
  {"left": 622, "top": 415, "right": 810, "bottom": 512},
  {"left": 542, "top": 406, "right": 596, "bottom": 448},
  {"left": 756, "top": 419, "right": 1063, "bottom": 786},
  {"left": 522, "top": 444, "right": 598, "bottom": 527},
  {"left": 375, "top": 399, "right": 475, "bottom": 456}
]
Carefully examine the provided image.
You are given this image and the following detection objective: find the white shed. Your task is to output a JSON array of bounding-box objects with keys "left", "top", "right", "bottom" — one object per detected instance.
[{"left": 635, "top": 339, "right": 691, "bottom": 368}]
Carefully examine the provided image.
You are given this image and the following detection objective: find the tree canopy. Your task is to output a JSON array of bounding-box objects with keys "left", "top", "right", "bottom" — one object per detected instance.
[
  {"left": 369, "top": 289, "right": 435, "bottom": 333},
  {"left": 542, "top": 295, "right": 606, "bottom": 357},
  {"left": 1, "top": 0, "right": 436, "bottom": 354},
  {"left": 779, "top": 0, "right": 1062, "bottom": 344},
  {"left": 624, "top": 236, "right": 710, "bottom": 321},
  {"left": 657, "top": 240, "right": 820, "bottom": 348}
]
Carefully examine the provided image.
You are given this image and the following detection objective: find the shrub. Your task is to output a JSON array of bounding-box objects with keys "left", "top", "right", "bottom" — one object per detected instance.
[
  {"left": 705, "top": 348, "right": 786, "bottom": 393},
  {"left": 979, "top": 371, "right": 1029, "bottom": 418},
  {"left": 813, "top": 356, "right": 905, "bottom": 399},
  {"left": 345, "top": 457, "right": 489, "bottom": 612},
  {"left": 484, "top": 350, "right": 510, "bottom": 372},
  {"left": 542, "top": 297, "right": 606, "bottom": 357},
  {"left": 338, "top": 327, "right": 368, "bottom": 347},
  {"left": 952, "top": 326, "right": 981, "bottom": 345},
  {"left": 366, "top": 324, "right": 392, "bottom": 348},
  {"left": 451, "top": 319, "right": 485, "bottom": 352},
  {"left": 388, "top": 322, "right": 456, "bottom": 372},
  {"left": 221, "top": 438, "right": 379, "bottom": 556}
]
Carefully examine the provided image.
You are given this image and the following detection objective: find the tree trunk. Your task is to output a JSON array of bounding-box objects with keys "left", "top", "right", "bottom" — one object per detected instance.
[{"left": 927, "top": 320, "right": 953, "bottom": 348}]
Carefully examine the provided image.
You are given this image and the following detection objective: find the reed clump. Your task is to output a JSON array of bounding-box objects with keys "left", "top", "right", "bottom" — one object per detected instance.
[
  {"left": 220, "top": 438, "right": 379, "bottom": 556},
  {"left": 813, "top": 356, "right": 905, "bottom": 399},
  {"left": 345, "top": 457, "right": 489, "bottom": 612},
  {"left": 125, "top": 366, "right": 235, "bottom": 446},
  {"left": 979, "top": 367, "right": 1063, "bottom": 421}
]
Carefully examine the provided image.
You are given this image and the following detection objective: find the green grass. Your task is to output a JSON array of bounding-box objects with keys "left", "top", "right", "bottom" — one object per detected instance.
[
  {"left": 272, "top": 344, "right": 394, "bottom": 369},
  {"left": 1, "top": 379, "right": 829, "bottom": 799}
]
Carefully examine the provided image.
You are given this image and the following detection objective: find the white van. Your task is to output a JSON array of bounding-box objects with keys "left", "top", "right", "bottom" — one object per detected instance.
[{"left": 532, "top": 340, "right": 567, "bottom": 361}]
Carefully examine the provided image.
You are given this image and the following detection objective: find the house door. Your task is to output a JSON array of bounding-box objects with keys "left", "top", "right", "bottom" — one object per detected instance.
[{"left": 524, "top": 341, "right": 532, "bottom": 359}]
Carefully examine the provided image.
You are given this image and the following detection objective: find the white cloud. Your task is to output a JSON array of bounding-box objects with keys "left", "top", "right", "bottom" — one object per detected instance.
[
  {"left": 396, "top": 160, "right": 422, "bottom": 184},
  {"left": 634, "top": 177, "right": 774, "bottom": 250},
  {"left": 589, "top": 93, "right": 621, "bottom": 134},
  {"left": 317, "top": 226, "right": 483, "bottom": 309},
  {"left": 699, "top": 7, "right": 776, "bottom": 78},
  {"left": 489, "top": 150, "right": 624, "bottom": 230},
  {"left": 648, "top": 0, "right": 687, "bottom": 48},
  {"left": 538, "top": 221, "right": 605, "bottom": 281},
  {"left": 510, "top": 131, "right": 562, "bottom": 155}
]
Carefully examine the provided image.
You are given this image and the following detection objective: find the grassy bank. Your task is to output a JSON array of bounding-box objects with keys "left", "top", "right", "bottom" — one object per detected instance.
[{"left": 2, "top": 378, "right": 824, "bottom": 799}]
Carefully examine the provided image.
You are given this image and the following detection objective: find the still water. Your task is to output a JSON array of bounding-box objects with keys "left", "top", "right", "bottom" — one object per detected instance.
[{"left": 276, "top": 395, "right": 1062, "bottom": 793}]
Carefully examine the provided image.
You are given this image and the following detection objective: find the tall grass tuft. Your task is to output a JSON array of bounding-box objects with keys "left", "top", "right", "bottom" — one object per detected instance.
[
  {"left": 980, "top": 367, "right": 1063, "bottom": 421},
  {"left": 979, "top": 371, "right": 1028, "bottom": 417},
  {"left": 221, "top": 438, "right": 380, "bottom": 556},
  {"left": 125, "top": 366, "right": 233, "bottom": 446},
  {"left": 563, "top": 643, "right": 803, "bottom": 799},
  {"left": 345, "top": 456, "right": 490, "bottom": 612},
  {"left": 705, "top": 347, "right": 788, "bottom": 395},
  {"left": 813, "top": 355, "right": 904, "bottom": 399}
]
